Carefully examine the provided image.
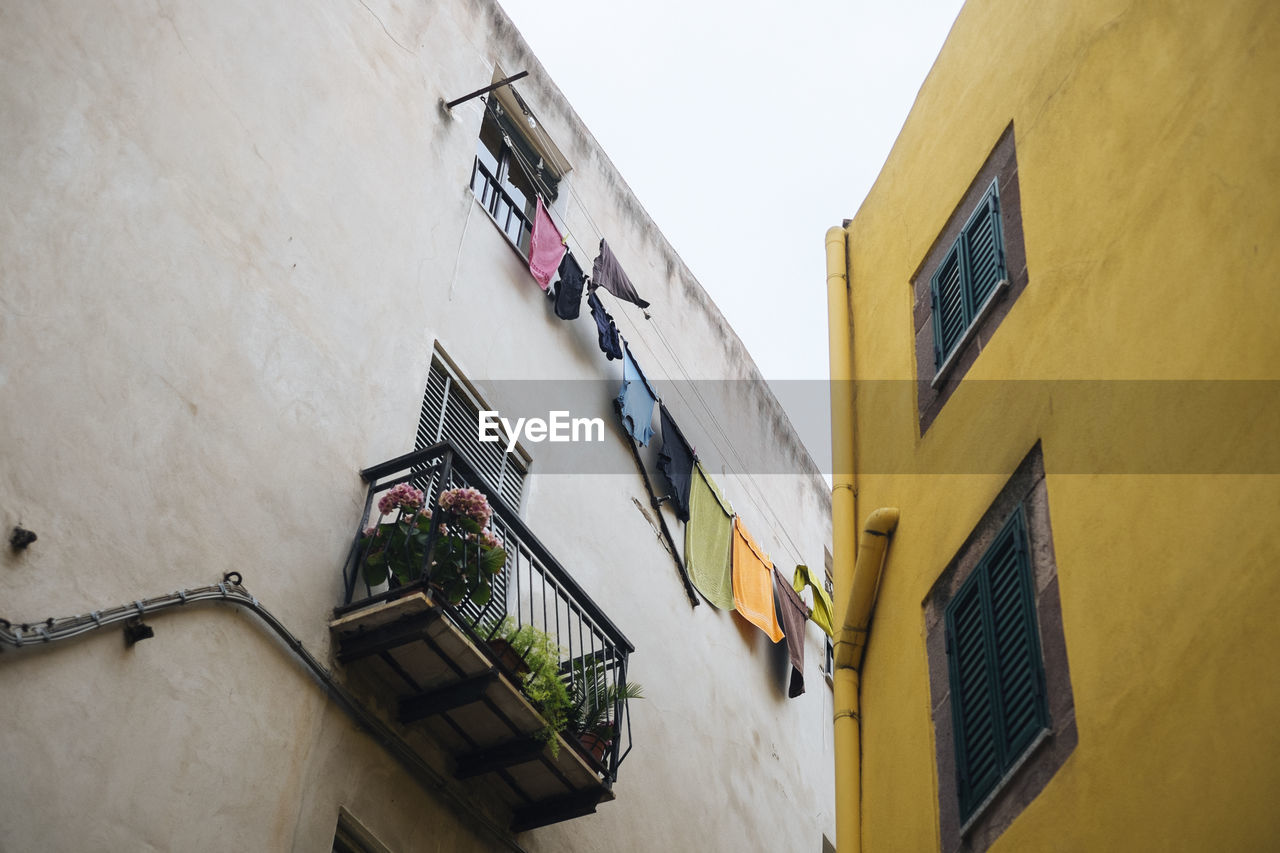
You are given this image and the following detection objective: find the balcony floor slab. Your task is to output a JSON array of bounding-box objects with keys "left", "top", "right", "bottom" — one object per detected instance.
[{"left": 330, "top": 591, "right": 612, "bottom": 829}]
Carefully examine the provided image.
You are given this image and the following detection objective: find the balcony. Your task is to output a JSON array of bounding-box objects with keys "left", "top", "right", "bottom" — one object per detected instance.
[{"left": 329, "top": 443, "right": 636, "bottom": 832}]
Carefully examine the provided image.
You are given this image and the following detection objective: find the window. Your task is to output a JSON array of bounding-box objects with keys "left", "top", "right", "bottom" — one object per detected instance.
[
  {"left": 931, "top": 180, "right": 1007, "bottom": 375},
  {"left": 945, "top": 507, "right": 1047, "bottom": 820},
  {"left": 914, "top": 123, "right": 1028, "bottom": 434},
  {"left": 417, "top": 353, "right": 528, "bottom": 509},
  {"left": 416, "top": 353, "right": 527, "bottom": 630},
  {"left": 469, "top": 99, "right": 560, "bottom": 253},
  {"left": 923, "top": 443, "right": 1075, "bottom": 853}
]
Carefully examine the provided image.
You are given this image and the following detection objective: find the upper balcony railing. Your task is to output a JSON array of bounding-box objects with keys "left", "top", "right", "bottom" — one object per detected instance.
[
  {"left": 338, "top": 442, "right": 636, "bottom": 783},
  {"left": 470, "top": 157, "right": 533, "bottom": 251}
]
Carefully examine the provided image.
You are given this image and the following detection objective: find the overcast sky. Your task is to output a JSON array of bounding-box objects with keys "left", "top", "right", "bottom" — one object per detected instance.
[{"left": 496, "top": 0, "right": 965, "bottom": 465}]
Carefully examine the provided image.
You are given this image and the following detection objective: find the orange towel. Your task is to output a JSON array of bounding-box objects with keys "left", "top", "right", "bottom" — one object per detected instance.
[{"left": 731, "top": 518, "right": 784, "bottom": 642}]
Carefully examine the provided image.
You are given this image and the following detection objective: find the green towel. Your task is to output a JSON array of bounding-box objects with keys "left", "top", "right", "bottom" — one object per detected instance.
[
  {"left": 793, "top": 564, "right": 835, "bottom": 639},
  {"left": 685, "top": 462, "right": 735, "bottom": 609}
]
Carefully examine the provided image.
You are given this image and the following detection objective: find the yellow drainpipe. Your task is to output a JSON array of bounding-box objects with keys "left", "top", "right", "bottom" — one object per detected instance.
[{"left": 826, "top": 225, "right": 900, "bottom": 853}]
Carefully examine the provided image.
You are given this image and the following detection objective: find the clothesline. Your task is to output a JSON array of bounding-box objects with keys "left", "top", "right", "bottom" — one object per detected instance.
[
  {"left": 547, "top": 197, "right": 810, "bottom": 569},
  {"left": 490, "top": 93, "right": 809, "bottom": 569},
  {"left": 481, "top": 89, "right": 825, "bottom": 698},
  {"left": 486, "top": 97, "right": 600, "bottom": 271}
]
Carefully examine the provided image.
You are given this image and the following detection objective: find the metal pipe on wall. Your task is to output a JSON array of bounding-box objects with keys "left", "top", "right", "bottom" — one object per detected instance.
[{"left": 826, "top": 224, "right": 900, "bottom": 853}]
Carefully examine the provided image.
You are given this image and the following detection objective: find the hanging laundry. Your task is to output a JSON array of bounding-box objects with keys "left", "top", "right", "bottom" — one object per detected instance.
[
  {"left": 616, "top": 343, "right": 658, "bottom": 446},
  {"left": 685, "top": 462, "right": 735, "bottom": 610},
  {"left": 792, "top": 564, "right": 834, "bottom": 639},
  {"left": 528, "top": 198, "right": 566, "bottom": 290},
  {"left": 657, "top": 404, "right": 695, "bottom": 522},
  {"left": 591, "top": 238, "right": 650, "bottom": 309},
  {"left": 775, "top": 567, "right": 812, "bottom": 697},
  {"left": 588, "top": 290, "right": 623, "bottom": 360},
  {"left": 553, "top": 251, "right": 585, "bottom": 320},
  {"left": 731, "top": 517, "right": 783, "bottom": 643}
]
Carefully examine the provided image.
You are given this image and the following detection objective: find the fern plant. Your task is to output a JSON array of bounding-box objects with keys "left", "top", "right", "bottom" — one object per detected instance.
[{"left": 481, "top": 617, "right": 572, "bottom": 756}]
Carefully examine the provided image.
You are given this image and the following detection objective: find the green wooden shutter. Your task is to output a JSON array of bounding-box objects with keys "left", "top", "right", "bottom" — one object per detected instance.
[
  {"left": 947, "top": 575, "right": 1003, "bottom": 816},
  {"left": 930, "top": 180, "right": 1007, "bottom": 372},
  {"left": 946, "top": 506, "right": 1049, "bottom": 820},
  {"left": 988, "top": 509, "right": 1049, "bottom": 761},
  {"left": 963, "top": 181, "right": 1006, "bottom": 310},
  {"left": 931, "top": 244, "right": 966, "bottom": 369}
]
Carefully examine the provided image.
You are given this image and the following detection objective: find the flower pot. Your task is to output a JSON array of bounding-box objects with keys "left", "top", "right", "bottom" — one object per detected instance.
[
  {"left": 577, "top": 732, "right": 612, "bottom": 764},
  {"left": 487, "top": 638, "right": 529, "bottom": 676}
]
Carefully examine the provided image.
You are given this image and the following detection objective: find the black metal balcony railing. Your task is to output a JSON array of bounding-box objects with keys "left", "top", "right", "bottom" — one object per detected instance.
[
  {"left": 339, "top": 442, "right": 636, "bottom": 783},
  {"left": 470, "top": 157, "right": 533, "bottom": 250}
]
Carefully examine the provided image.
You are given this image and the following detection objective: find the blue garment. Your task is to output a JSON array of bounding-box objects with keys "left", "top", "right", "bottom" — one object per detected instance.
[
  {"left": 616, "top": 344, "right": 658, "bottom": 446},
  {"left": 588, "top": 290, "right": 623, "bottom": 360}
]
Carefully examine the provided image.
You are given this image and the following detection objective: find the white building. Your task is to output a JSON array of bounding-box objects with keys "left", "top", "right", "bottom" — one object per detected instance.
[{"left": 0, "top": 1, "right": 834, "bottom": 850}]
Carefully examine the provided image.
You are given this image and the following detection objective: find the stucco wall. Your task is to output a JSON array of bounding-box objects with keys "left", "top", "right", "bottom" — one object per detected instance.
[
  {"left": 840, "top": 0, "right": 1280, "bottom": 849},
  {"left": 0, "top": 0, "right": 833, "bottom": 850}
]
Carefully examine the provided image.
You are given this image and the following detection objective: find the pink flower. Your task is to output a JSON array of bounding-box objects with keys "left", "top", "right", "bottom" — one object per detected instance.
[
  {"left": 378, "top": 483, "right": 425, "bottom": 515},
  {"left": 449, "top": 526, "right": 502, "bottom": 550},
  {"left": 438, "top": 487, "right": 492, "bottom": 528}
]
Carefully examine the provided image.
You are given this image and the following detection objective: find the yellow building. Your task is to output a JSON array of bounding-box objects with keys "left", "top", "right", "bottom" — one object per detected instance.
[{"left": 826, "top": 0, "right": 1280, "bottom": 850}]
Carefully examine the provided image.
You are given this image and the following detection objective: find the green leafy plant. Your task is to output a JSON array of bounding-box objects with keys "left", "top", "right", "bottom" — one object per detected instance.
[
  {"left": 482, "top": 617, "right": 572, "bottom": 757},
  {"left": 361, "top": 485, "right": 506, "bottom": 607},
  {"left": 567, "top": 657, "right": 644, "bottom": 759}
]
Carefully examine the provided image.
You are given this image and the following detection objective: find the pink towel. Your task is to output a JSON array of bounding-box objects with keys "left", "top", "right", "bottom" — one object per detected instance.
[{"left": 528, "top": 198, "right": 566, "bottom": 290}]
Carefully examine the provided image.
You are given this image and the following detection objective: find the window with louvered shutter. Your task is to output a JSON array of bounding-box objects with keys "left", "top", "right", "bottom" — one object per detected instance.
[
  {"left": 416, "top": 357, "right": 528, "bottom": 510},
  {"left": 931, "top": 180, "right": 1008, "bottom": 372},
  {"left": 924, "top": 444, "right": 1075, "bottom": 851},
  {"left": 944, "top": 505, "right": 1049, "bottom": 820},
  {"left": 914, "top": 126, "right": 1027, "bottom": 436}
]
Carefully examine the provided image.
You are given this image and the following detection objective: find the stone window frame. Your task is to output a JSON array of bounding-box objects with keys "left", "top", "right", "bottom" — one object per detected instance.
[
  {"left": 913, "top": 123, "right": 1029, "bottom": 435},
  {"left": 923, "top": 442, "right": 1076, "bottom": 853}
]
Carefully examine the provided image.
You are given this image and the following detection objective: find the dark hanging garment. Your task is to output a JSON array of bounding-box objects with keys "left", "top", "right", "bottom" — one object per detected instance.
[
  {"left": 588, "top": 290, "right": 623, "bottom": 360},
  {"left": 774, "top": 567, "right": 812, "bottom": 698},
  {"left": 591, "top": 238, "right": 650, "bottom": 309},
  {"left": 554, "top": 252, "right": 586, "bottom": 320},
  {"left": 657, "top": 404, "right": 695, "bottom": 522}
]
